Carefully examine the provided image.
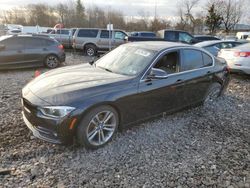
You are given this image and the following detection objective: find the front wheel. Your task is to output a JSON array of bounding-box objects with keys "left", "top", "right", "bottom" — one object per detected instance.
[
  {"left": 204, "top": 83, "right": 222, "bottom": 105},
  {"left": 44, "top": 55, "right": 59, "bottom": 69},
  {"left": 85, "top": 44, "right": 96, "bottom": 57},
  {"left": 77, "top": 105, "right": 119, "bottom": 149}
]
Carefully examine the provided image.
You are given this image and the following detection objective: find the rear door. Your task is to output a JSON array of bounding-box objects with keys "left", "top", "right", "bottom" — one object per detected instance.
[
  {"left": 179, "top": 48, "right": 214, "bottom": 105},
  {"left": 0, "top": 37, "right": 25, "bottom": 69},
  {"left": 97, "top": 30, "right": 112, "bottom": 50}
]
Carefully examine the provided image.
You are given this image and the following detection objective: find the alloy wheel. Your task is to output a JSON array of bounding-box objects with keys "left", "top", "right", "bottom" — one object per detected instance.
[
  {"left": 86, "top": 110, "right": 117, "bottom": 146},
  {"left": 86, "top": 48, "right": 95, "bottom": 56},
  {"left": 46, "top": 55, "right": 59, "bottom": 68}
]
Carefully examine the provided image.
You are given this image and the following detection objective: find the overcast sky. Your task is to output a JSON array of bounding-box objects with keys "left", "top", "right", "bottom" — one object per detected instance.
[{"left": 0, "top": 0, "right": 205, "bottom": 17}]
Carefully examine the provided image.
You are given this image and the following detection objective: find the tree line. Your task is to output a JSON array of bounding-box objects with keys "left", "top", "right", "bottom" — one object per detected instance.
[{"left": 0, "top": 0, "right": 245, "bottom": 34}]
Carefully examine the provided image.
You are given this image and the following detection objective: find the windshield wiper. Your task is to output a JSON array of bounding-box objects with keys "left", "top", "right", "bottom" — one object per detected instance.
[{"left": 97, "top": 66, "right": 113, "bottom": 73}]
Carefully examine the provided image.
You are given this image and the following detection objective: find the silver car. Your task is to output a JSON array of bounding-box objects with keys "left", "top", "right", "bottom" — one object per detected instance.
[
  {"left": 73, "top": 28, "right": 127, "bottom": 56},
  {"left": 218, "top": 43, "right": 250, "bottom": 74},
  {"left": 195, "top": 40, "right": 245, "bottom": 56}
]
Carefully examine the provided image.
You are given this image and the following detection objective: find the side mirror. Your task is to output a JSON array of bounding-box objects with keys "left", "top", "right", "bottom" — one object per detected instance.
[
  {"left": 190, "top": 38, "right": 199, "bottom": 44},
  {"left": 124, "top": 36, "right": 128, "bottom": 42},
  {"left": 147, "top": 68, "right": 168, "bottom": 79},
  {"left": 0, "top": 44, "right": 5, "bottom": 51}
]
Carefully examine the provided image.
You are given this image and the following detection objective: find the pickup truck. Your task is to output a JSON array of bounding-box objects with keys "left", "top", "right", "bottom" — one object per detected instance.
[
  {"left": 46, "top": 28, "right": 76, "bottom": 48},
  {"left": 127, "top": 30, "right": 199, "bottom": 44},
  {"left": 73, "top": 28, "right": 128, "bottom": 56}
]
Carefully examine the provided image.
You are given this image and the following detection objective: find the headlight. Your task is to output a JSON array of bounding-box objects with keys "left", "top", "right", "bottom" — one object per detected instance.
[{"left": 39, "top": 106, "right": 75, "bottom": 118}]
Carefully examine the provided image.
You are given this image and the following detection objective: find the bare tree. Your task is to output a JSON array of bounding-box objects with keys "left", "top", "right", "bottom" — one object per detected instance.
[
  {"left": 219, "top": 0, "right": 244, "bottom": 33},
  {"left": 176, "top": 0, "right": 200, "bottom": 33}
]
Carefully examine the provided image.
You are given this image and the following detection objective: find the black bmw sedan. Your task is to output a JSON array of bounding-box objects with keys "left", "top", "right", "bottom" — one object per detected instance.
[{"left": 21, "top": 42, "right": 230, "bottom": 149}]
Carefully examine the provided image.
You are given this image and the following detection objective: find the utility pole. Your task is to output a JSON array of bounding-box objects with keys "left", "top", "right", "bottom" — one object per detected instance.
[{"left": 154, "top": 0, "right": 157, "bottom": 19}]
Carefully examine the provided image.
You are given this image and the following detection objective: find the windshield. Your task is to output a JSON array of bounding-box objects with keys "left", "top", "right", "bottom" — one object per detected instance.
[{"left": 95, "top": 45, "right": 157, "bottom": 76}]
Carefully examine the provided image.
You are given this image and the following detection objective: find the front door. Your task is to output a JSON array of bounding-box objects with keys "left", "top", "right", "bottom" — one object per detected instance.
[{"left": 136, "top": 50, "right": 186, "bottom": 120}]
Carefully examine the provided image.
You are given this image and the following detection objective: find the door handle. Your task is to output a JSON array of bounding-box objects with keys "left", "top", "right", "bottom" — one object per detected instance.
[
  {"left": 17, "top": 50, "right": 22, "bottom": 53},
  {"left": 176, "top": 79, "right": 182, "bottom": 83},
  {"left": 207, "top": 71, "right": 211, "bottom": 74},
  {"left": 43, "top": 48, "right": 48, "bottom": 51}
]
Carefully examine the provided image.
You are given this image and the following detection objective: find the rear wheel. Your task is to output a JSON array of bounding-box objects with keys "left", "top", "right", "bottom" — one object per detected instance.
[
  {"left": 77, "top": 105, "right": 119, "bottom": 149},
  {"left": 85, "top": 44, "right": 96, "bottom": 57},
  {"left": 204, "top": 83, "right": 222, "bottom": 105},
  {"left": 44, "top": 55, "right": 59, "bottom": 69}
]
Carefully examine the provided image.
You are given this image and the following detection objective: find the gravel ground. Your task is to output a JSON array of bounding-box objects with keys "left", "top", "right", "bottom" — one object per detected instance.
[{"left": 0, "top": 53, "right": 249, "bottom": 187}]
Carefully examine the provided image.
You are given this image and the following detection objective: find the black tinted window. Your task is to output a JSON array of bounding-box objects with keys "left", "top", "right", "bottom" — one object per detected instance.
[
  {"left": 181, "top": 49, "right": 203, "bottom": 71},
  {"left": 77, "top": 29, "right": 98, "bottom": 38},
  {"left": 165, "top": 31, "right": 176, "bottom": 41},
  {"left": 202, "top": 53, "right": 213, "bottom": 67},
  {"left": 56, "top": 30, "right": 69, "bottom": 35},
  {"left": 141, "top": 33, "right": 156, "bottom": 37},
  {"left": 100, "top": 30, "right": 110, "bottom": 38},
  {"left": 2, "top": 38, "right": 24, "bottom": 50},
  {"left": 25, "top": 38, "right": 46, "bottom": 48}
]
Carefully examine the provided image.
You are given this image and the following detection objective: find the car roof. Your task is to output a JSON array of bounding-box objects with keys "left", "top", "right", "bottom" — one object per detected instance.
[
  {"left": 194, "top": 40, "right": 239, "bottom": 47},
  {"left": 132, "top": 31, "right": 155, "bottom": 33},
  {"left": 234, "top": 43, "right": 250, "bottom": 51},
  {"left": 4, "top": 34, "right": 55, "bottom": 41},
  {"left": 124, "top": 41, "right": 191, "bottom": 51},
  {"left": 194, "top": 35, "right": 219, "bottom": 38}
]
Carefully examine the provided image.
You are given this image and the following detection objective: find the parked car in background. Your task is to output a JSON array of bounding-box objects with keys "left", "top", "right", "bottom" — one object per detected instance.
[
  {"left": 7, "top": 29, "right": 22, "bottom": 35},
  {"left": 21, "top": 41, "right": 230, "bottom": 149},
  {"left": 47, "top": 28, "right": 76, "bottom": 48},
  {"left": 127, "top": 30, "right": 199, "bottom": 44},
  {"left": 223, "top": 35, "right": 238, "bottom": 41},
  {"left": 0, "top": 35, "right": 65, "bottom": 69},
  {"left": 194, "top": 35, "right": 220, "bottom": 42},
  {"left": 218, "top": 43, "right": 250, "bottom": 75},
  {"left": 73, "top": 28, "right": 128, "bottom": 56},
  {"left": 236, "top": 32, "right": 250, "bottom": 40},
  {"left": 195, "top": 40, "right": 246, "bottom": 56},
  {"left": 130, "top": 31, "right": 156, "bottom": 37}
]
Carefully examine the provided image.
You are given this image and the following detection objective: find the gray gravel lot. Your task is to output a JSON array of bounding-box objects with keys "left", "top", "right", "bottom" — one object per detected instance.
[{"left": 0, "top": 52, "right": 249, "bottom": 187}]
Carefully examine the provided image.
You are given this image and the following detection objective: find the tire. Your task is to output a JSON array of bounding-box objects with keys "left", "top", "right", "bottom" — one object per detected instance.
[
  {"left": 77, "top": 105, "right": 119, "bottom": 149},
  {"left": 85, "top": 44, "right": 96, "bottom": 57},
  {"left": 204, "top": 82, "right": 222, "bottom": 105},
  {"left": 44, "top": 55, "right": 59, "bottom": 69}
]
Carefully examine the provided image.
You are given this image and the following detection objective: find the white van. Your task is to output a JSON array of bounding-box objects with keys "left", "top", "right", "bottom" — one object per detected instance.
[{"left": 236, "top": 32, "right": 250, "bottom": 39}]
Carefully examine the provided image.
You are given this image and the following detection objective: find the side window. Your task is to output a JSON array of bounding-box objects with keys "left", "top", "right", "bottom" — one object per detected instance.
[
  {"left": 100, "top": 30, "right": 110, "bottom": 38},
  {"left": 2, "top": 38, "right": 24, "bottom": 50},
  {"left": 165, "top": 31, "right": 176, "bottom": 41},
  {"left": 202, "top": 53, "right": 213, "bottom": 67},
  {"left": 25, "top": 38, "right": 46, "bottom": 49},
  {"left": 181, "top": 49, "right": 203, "bottom": 71},
  {"left": 154, "top": 51, "right": 179, "bottom": 74},
  {"left": 221, "top": 42, "right": 233, "bottom": 49},
  {"left": 179, "top": 32, "right": 193, "bottom": 43},
  {"left": 114, "top": 31, "right": 126, "bottom": 40},
  {"left": 56, "top": 30, "right": 69, "bottom": 35},
  {"left": 77, "top": 29, "right": 99, "bottom": 38},
  {"left": 214, "top": 43, "right": 222, "bottom": 49}
]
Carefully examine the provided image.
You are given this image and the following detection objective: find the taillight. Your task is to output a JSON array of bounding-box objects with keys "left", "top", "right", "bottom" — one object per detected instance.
[
  {"left": 58, "top": 44, "right": 64, "bottom": 50},
  {"left": 234, "top": 51, "right": 250, "bottom": 57}
]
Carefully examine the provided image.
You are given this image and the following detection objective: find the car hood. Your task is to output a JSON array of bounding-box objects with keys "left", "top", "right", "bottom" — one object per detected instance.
[{"left": 23, "top": 64, "right": 133, "bottom": 105}]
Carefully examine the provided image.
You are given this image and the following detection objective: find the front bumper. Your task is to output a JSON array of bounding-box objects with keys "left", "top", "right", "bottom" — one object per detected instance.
[
  {"left": 22, "top": 98, "right": 75, "bottom": 144},
  {"left": 22, "top": 111, "right": 62, "bottom": 144}
]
